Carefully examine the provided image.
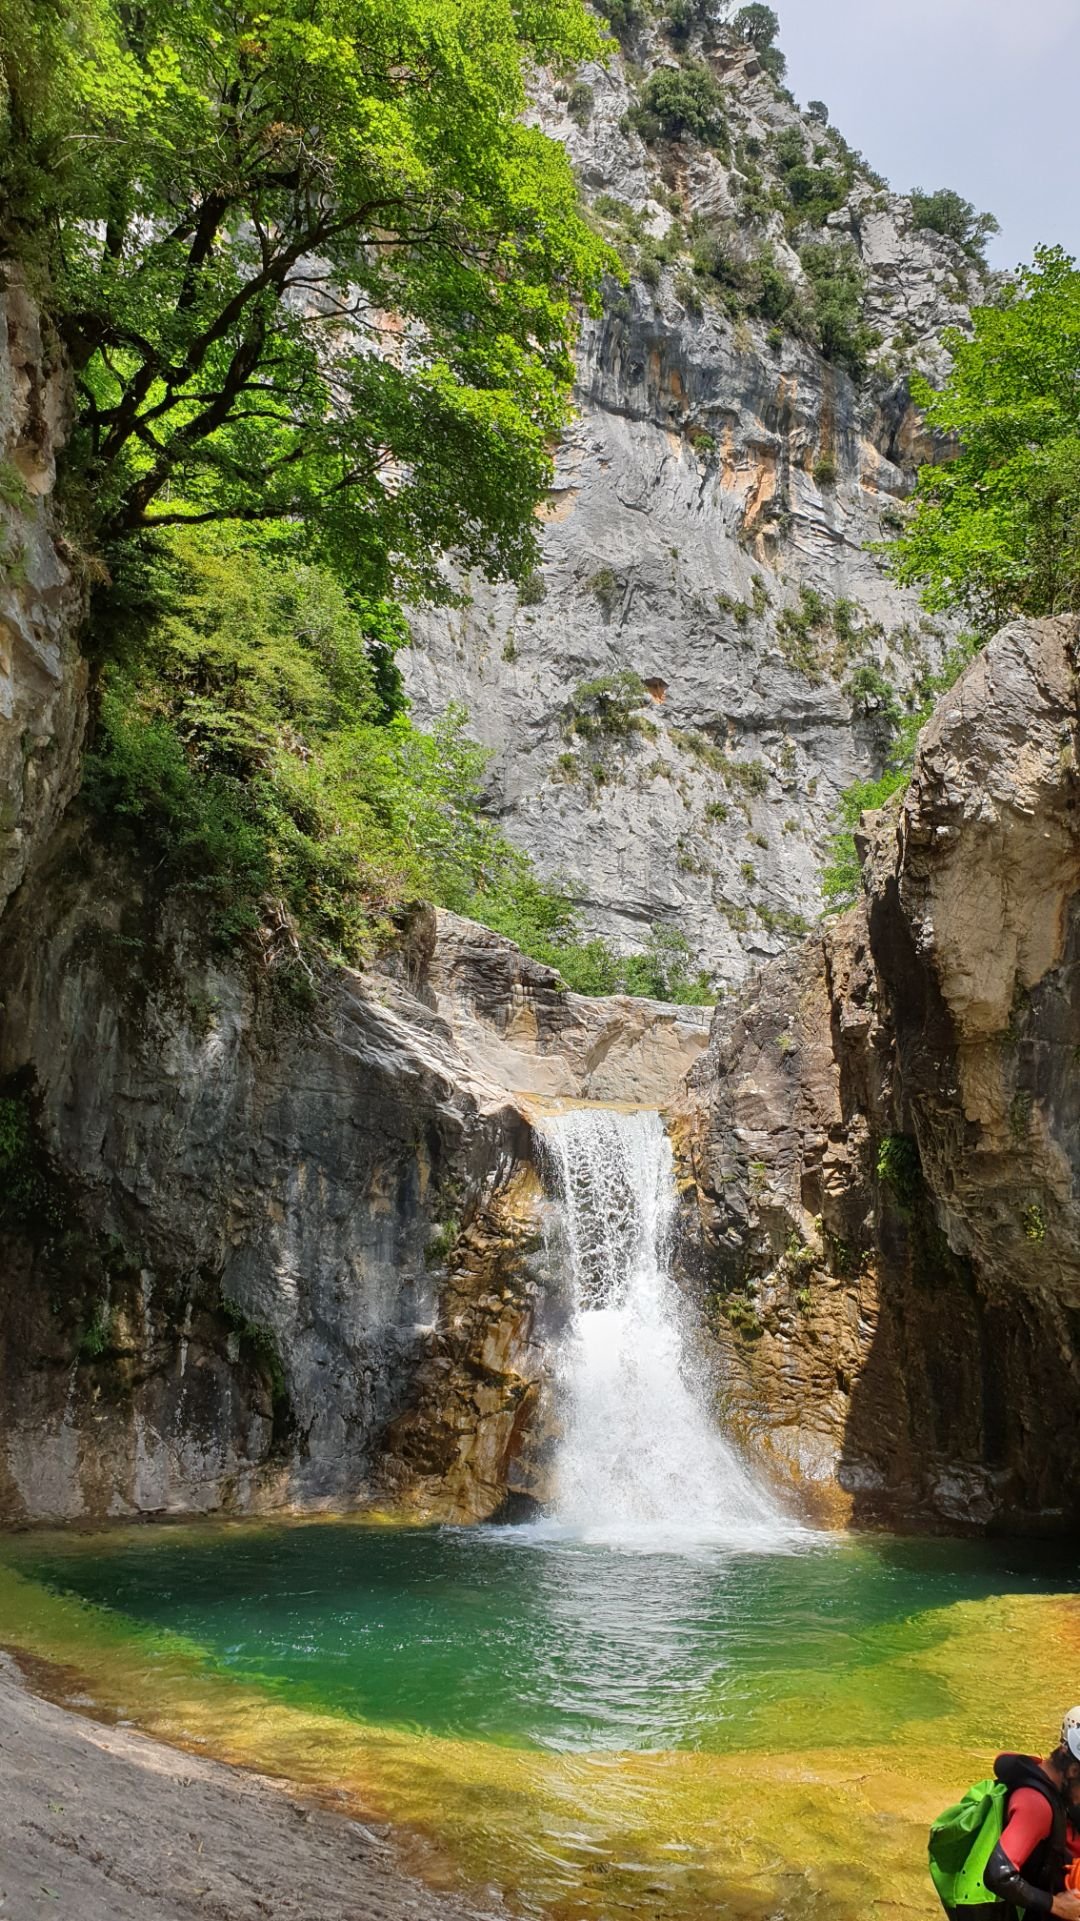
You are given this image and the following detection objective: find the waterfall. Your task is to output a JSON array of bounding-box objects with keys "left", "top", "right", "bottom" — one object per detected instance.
[{"left": 536, "top": 1106, "right": 799, "bottom": 1551}]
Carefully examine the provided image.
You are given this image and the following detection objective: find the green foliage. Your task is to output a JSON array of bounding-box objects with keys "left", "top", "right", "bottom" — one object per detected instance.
[
  {"left": 0, "top": 1090, "right": 54, "bottom": 1229},
  {"left": 662, "top": 0, "right": 714, "bottom": 48},
  {"left": 821, "top": 635, "right": 980, "bottom": 907},
  {"left": 814, "top": 453, "right": 838, "bottom": 487},
  {"left": 619, "top": 926, "right": 714, "bottom": 1004},
  {"left": 846, "top": 663, "right": 903, "bottom": 739},
  {"left": 77, "top": 534, "right": 521, "bottom": 962},
  {"left": 80, "top": 531, "right": 687, "bottom": 1002},
  {"left": 799, "top": 243, "right": 876, "bottom": 378},
  {"left": 598, "top": 0, "right": 646, "bottom": 40},
  {"left": 733, "top": 4, "right": 779, "bottom": 51},
  {"left": 807, "top": 100, "right": 829, "bottom": 126},
  {"left": 888, "top": 249, "right": 1080, "bottom": 629},
  {"left": 773, "top": 130, "right": 845, "bottom": 224},
  {"left": 757, "top": 45, "right": 786, "bottom": 81},
  {"left": 1, "top": 0, "right": 610, "bottom": 602},
  {"left": 1022, "top": 1201, "right": 1046, "bottom": 1243},
  {"left": 776, "top": 584, "right": 832, "bottom": 679},
  {"left": 690, "top": 224, "right": 797, "bottom": 325},
  {"left": 631, "top": 65, "right": 725, "bottom": 144},
  {"left": 876, "top": 1134, "right": 922, "bottom": 1214},
  {"left": 567, "top": 670, "right": 651, "bottom": 740},
  {"left": 821, "top": 770, "right": 903, "bottom": 908},
  {"left": 425, "top": 1216, "right": 461, "bottom": 1268},
  {"left": 76, "top": 1305, "right": 113, "bottom": 1361},
  {"left": 587, "top": 565, "right": 622, "bottom": 616},
  {"left": 909, "top": 188, "right": 999, "bottom": 264},
  {"left": 568, "top": 80, "right": 594, "bottom": 128}
]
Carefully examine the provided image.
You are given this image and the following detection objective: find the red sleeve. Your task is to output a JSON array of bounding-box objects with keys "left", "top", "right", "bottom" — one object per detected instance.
[{"left": 1001, "top": 1788, "right": 1055, "bottom": 1869}]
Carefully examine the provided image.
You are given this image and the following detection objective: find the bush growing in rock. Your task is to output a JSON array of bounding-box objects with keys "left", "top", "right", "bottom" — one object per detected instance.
[
  {"left": 631, "top": 65, "right": 725, "bottom": 144},
  {"left": 733, "top": 4, "right": 779, "bottom": 50},
  {"left": 567, "top": 670, "right": 653, "bottom": 741},
  {"left": 909, "top": 188, "right": 999, "bottom": 264},
  {"left": 620, "top": 925, "right": 714, "bottom": 1002},
  {"left": 568, "top": 80, "right": 594, "bottom": 127}
]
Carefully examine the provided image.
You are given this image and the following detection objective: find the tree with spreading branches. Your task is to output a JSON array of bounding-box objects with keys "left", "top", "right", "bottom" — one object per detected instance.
[{"left": 0, "top": 0, "right": 611, "bottom": 600}]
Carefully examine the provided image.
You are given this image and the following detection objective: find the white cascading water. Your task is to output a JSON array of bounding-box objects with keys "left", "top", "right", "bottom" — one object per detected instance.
[{"left": 536, "top": 1106, "right": 799, "bottom": 1552}]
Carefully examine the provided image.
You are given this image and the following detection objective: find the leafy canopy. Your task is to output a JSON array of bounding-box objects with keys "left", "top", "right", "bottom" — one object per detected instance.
[
  {"left": 889, "top": 248, "right": 1080, "bottom": 629},
  {"left": 0, "top": 0, "right": 611, "bottom": 600},
  {"left": 909, "top": 187, "right": 999, "bottom": 265}
]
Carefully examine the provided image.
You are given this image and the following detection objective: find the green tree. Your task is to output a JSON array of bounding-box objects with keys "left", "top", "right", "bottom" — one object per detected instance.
[
  {"left": 733, "top": 4, "right": 779, "bottom": 49},
  {"left": 909, "top": 188, "right": 999, "bottom": 264},
  {"left": 0, "top": 0, "right": 610, "bottom": 602},
  {"left": 889, "top": 248, "right": 1080, "bottom": 629},
  {"left": 631, "top": 64, "right": 725, "bottom": 143},
  {"left": 800, "top": 242, "right": 876, "bottom": 378}
]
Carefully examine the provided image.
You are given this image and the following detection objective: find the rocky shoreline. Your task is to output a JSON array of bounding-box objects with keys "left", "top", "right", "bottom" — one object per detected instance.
[{"left": 0, "top": 1651, "right": 494, "bottom": 1921}]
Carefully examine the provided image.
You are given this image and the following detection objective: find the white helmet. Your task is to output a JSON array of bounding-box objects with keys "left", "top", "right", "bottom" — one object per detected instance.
[{"left": 1061, "top": 1707, "right": 1080, "bottom": 1760}]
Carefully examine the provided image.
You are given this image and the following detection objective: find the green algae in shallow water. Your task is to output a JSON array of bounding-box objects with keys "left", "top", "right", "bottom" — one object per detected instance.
[{"left": 0, "top": 1523, "right": 1078, "bottom": 1920}]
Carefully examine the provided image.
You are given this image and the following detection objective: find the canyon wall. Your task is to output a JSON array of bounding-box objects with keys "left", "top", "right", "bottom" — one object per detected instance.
[
  {"left": 405, "top": 26, "right": 985, "bottom": 984},
  {"left": 677, "top": 615, "right": 1080, "bottom": 1531}
]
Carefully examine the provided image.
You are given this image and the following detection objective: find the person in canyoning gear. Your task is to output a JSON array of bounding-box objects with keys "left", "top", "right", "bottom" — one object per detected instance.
[{"left": 978, "top": 1713, "right": 1080, "bottom": 1917}]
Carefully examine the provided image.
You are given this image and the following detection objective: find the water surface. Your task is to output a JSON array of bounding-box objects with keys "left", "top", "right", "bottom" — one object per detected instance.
[{"left": 2, "top": 1520, "right": 1077, "bottom": 1920}]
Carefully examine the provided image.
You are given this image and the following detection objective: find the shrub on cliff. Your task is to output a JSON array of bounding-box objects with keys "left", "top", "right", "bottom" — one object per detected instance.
[
  {"left": 733, "top": 4, "right": 779, "bottom": 51},
  {"left": 889, "top": 248, "right": 1080, "bottom": 630},
  {"left": 799, "top": 242, "right": 878, "bottom": 378},
  {"left": 630, "top": 65, "right": 726, "bottom": 145},
  {"left": 909, "top": 188, "right": 1000, "bottom": 264}
]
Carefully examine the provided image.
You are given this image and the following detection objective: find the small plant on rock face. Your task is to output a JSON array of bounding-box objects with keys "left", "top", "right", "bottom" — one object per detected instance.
[
  {"left": 567, "top": 80, "right": 594, "bottom": 127},
  {"left": 909, "top": 187, "right": 999, "bottom": 264},
  {"left": 620, "top": 925, "right": 714, "bottom": 1004},
  {"left": 425, "top": 1216, "right": 462, "bottom": 1268},
  {"left": 1022, "top": 1201, "right": 1046, "bottom": 1243},
  {"left": 567, "top": 669, "right": 652, "bottom": 741},
  {"left": 630, "top": 64, "right": 725, "bottom": 145},
  {"left": 587, "top": 565, "right": 621, "bottom": 617},
  {"left": 876, "top": 1134, "right": 922, "bottom": 1214}
]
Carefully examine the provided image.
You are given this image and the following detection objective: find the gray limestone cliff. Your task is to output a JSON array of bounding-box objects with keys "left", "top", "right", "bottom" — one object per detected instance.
[
  {"left": 405, "top": 24, "right": 986, "bottom": 986},
  {"left": 0, "top": 270, "right": 85, "bottom": 919}
]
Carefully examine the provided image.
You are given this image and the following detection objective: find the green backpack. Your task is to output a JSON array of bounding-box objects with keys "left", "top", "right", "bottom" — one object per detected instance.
[{"left": 929, "top": 1778, "right": 1008, "bottom": 1909}]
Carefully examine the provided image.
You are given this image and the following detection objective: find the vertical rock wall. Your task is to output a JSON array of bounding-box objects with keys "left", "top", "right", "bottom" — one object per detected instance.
[
  {"left": 678, "top": 617, "right": 1080, "bottom": 1531},
  {"left": 0, "top": 269, "right": 85, "bottom": 918}
]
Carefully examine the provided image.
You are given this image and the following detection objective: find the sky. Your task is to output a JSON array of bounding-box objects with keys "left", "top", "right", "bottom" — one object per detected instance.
[{"left": 775, "top": 0, "right": 1080, "bottom": 270}]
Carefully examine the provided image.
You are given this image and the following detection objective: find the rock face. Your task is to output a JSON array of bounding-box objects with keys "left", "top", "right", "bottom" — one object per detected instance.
[
  {"left": 0, "top": 835, "right": 704, "bottom": 1525},
  {"left": 678, "top": 616, "right": 1080, "bottom": 1531},
  {"left": 414, "top": 907, "right": 710, "bottom": 1103},
  {"left": 405, "top": 26, "right": 984, "bottom": 985},
  {"left": 0, "top": 269, "right": 85, "bottom": 918}
]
